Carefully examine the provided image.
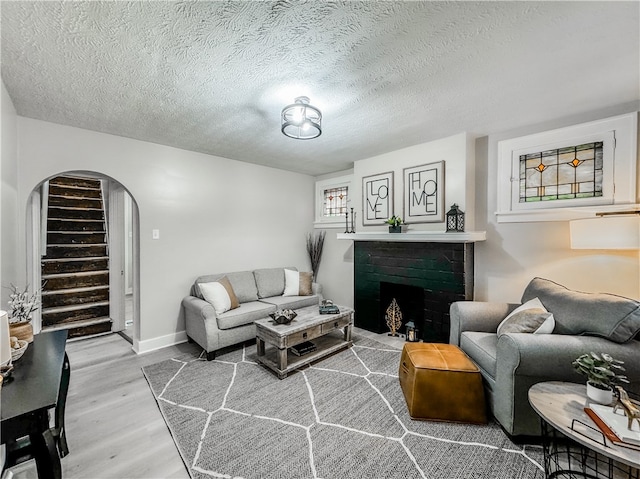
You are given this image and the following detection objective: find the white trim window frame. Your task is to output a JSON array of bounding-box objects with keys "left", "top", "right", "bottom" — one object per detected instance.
[
  {"left": 496, "top": 113, "right": 638, "bottom": 222},
  {"left": 314, "top": 174, "right": 353, "bottom": 228}
]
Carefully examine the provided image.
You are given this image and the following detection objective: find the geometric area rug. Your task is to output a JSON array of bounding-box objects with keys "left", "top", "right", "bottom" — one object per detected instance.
[{"left": 142, "top": 334, "right": 544, "bottom": 479}]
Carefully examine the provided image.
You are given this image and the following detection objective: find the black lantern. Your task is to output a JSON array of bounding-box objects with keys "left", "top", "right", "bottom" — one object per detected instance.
[
  {"left": 405, "top": 321, "right": 419, "bottom": 342},
  {"left": 446, "top": 204, "right": 465, "bottom": 232}
]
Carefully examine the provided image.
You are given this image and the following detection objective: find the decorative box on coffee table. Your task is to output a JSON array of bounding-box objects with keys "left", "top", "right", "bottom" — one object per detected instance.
[{"left": 399, "top": 343, "right": 487, "bottom": 424}]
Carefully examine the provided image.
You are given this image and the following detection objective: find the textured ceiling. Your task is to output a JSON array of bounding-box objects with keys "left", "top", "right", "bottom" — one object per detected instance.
[{"left": 1, "top": 1, "right": 639, "bottom": 176}]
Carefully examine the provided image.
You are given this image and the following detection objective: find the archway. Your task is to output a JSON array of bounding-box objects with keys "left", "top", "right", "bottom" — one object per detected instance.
[{"left": 25, "top": 171, "right": 140, "bottom": 346}]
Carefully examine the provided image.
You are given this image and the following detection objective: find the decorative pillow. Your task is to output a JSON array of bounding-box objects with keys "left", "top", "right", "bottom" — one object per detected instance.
[
  {"left": 521, "top": 277, "right": 640, "bottom": 343},
  {"left": 283, "top": 269, "right": 313, "bottom": 297},
  {"left": 254, "top": 267, "right": 294, "bottom": 298},
  {"left": 199, "top": 276, "right": 240, "bottom": 315},
  {"left": 497, "top": 297, "right": 555, "bottom": 337}
]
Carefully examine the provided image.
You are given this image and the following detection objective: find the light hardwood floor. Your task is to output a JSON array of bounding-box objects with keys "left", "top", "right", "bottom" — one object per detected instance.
[{"left": 6, "top": 328, "right": 404, "bottom": 479}]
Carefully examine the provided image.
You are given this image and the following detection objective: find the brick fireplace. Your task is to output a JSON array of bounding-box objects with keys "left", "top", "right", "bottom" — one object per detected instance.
[{"left": 353, "top": 240, "right": 475, "bottom": 342}]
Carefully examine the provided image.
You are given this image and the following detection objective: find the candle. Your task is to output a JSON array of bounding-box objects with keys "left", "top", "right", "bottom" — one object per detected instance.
[{"left": 0, "top": 310, "right": 11, "bottom": 366}]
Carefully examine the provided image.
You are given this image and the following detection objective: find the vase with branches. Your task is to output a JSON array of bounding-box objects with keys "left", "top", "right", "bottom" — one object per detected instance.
[{"left": 306, "top": 231, "right": 326, "bottom": 282}]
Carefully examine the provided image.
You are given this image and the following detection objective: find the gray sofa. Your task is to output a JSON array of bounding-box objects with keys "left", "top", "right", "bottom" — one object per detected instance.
[
  {"left": 182, "top": 267, "right": 322, "bottom": 360},
  {"left": 450, "top": 277, "right": 640, "bottom": 437}
]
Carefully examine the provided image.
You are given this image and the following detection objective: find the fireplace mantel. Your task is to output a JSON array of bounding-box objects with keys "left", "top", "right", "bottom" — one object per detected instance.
[{"left": 337, "top": 231, "right": 486, "bottom": 243}]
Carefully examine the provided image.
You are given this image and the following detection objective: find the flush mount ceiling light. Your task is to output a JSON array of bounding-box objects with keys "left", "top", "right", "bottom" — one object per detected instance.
[{"left": 281, "top": 96, "right": 322, "bottom": 140}]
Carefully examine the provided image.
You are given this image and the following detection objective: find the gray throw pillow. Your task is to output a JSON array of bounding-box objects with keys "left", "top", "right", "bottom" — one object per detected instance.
[{"left": 521, "top": 277, "right": 640, "bottom": 343}]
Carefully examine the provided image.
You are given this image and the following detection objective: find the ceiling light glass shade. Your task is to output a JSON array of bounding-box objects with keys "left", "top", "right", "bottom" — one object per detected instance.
[
  {"left": 281, "top": 96, "right": 322, "bottom": 140},
  {"left": 570, "top": 214, "right": 640, "bottom": 249}
]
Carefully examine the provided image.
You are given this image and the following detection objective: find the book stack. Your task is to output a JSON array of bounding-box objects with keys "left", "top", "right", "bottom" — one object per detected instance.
[
  {"left": 291, "top": 341, "right": 316, "bottom": 356},
  {"left": 584, "top": 403, "right": 640, "bottom": 451}
]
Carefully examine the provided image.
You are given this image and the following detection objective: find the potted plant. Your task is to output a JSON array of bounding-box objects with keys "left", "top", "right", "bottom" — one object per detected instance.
[
  {"left": 6, "top": 284, "right": 41, "bottom": 343},
  {"left": 385, "top": 215, "right": 403, "bottom": 233},
  {"left": 572, "top": 352, "right": 629, "bottom": 404}
]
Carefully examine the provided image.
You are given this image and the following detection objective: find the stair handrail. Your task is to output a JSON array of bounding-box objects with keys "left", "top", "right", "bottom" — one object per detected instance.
[{"left": 40, "top": 180, "right": 49, "bottom": 257}]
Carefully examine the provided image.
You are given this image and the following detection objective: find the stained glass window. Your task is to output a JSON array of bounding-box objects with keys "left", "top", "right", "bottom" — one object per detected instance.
[
  {"left": 323, "top": 186, "right": 348, "bottom": 216},
  {"left": 519, "top": 142, "right": 603, "bottom": 203}
]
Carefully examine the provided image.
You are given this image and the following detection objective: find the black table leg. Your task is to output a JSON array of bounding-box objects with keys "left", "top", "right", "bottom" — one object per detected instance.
[{"left": 31, "top": 429, "right": 62, "bottom": 479}]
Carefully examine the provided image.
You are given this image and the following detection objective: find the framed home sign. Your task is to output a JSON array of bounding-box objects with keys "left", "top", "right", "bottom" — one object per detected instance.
[
  {"left": 403, "top": 161, "right": 445, "bottom": 223},
  {"left": 363, "top": 171, "right": 393, "bottom": 225}
]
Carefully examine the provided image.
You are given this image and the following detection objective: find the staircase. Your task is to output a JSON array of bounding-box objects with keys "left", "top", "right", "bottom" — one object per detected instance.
[{"left": 41, "top": 175, "right": 112, "bottom": 338}]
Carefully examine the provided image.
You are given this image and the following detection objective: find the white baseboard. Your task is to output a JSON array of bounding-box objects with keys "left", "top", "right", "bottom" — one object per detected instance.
[{"left": 133, "top": 330, "right": 188, "bottom": 354}]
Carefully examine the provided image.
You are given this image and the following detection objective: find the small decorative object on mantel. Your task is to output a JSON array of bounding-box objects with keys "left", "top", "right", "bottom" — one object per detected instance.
[
  {"left": 344, "top": 208, "right": 356, "bottom": 234},
  {"left": 572, "top": 352, "right": 629, "bottom": 405},
  {"left": 269, "top": 309, "right": 297, "bottom": 325},
  {"left": 405, "top": 321, "right": 419, "bottom": 342},
  {"left": 385, "top": 298, "right": 403, "bottom": 337},
  {"left": 385, "top": 215, "right": 403, "bottom": 233},
  {"left": 7, "top": 283, "right": 41, "bottom": 343},
  {"left": 446, "top": 204, "right": 465, "bottom": 232},
  {"left": 350, "top": 207, "right": 356, "bottom": 233}
]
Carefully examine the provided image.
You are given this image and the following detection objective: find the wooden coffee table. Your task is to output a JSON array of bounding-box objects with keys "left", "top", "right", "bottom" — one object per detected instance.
[{"left": 255, "top": 304, "right": 354, "bottom": 379}]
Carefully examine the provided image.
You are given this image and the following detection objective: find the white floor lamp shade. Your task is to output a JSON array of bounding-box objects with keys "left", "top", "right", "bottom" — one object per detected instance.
[
  {"left": 570, "top": 215, "right": 640, "bottom": 250},
  {"left": 1, "top": 310, "right": 11, "bottom": 366}
]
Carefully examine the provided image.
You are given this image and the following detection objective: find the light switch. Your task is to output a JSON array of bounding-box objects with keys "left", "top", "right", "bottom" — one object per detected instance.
[{"left": 152, "top": 229, "right": 160, "bottom": 240}]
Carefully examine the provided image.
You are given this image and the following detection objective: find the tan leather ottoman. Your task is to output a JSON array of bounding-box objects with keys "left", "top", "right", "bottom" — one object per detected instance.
[{"left": 398, "top": 343, "right": 487, "bottom": 424}]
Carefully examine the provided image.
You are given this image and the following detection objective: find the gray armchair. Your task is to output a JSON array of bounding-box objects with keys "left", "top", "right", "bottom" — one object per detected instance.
[{"left": 450, "top": 278, "right": 640, "bottom": 437}]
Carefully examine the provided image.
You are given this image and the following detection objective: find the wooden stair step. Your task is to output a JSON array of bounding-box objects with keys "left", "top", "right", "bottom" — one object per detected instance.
[
  {"left": 49, "top": 184, "right": 102, "bottom": 198},
  {"left": 48, "top": 176, "right": 101, "bottom": 189},
  {"left": 49, "top": 195, "right": 103, "bottom": 209},
  {"left": 41, "top": 257, "right": 109, "bottom": 274},
  {"left": 42, "top": 288, "right": 109, "bottom": 308},
  {"left": 42, "top": 316, "right": 111, "bottom": 332},
  {"left": 48, "top": 207, "right": 104, "bottom": 220},
  {"left": 47, "top": 231, "right": 106, "bottom": 245},
  {"left": 42, "top": 302, "right": 110, "bottom": 326},
  {"left": 68, "top": 320, "right": 113, "bottom": 338},
  {"left": 45, "top": 244, "right": 108, "bottom": 259},
  {"left": 43, "top": 270, "right": 109, "bottom": 290},
  {"left": 47, "top": 219, "right": 106, "bottom": 232}
]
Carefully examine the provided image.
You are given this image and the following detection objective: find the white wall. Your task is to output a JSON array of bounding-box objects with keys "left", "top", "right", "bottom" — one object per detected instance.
[
  {"left": 16, "top": 118, "right": 316, "bottom": 350},
  {"left": 475, "top": 102, "right": 640, "bottom": 302},
  {"left": 316, "top": 133, "right": 473, "bottom": 307},
  {"left": 0, "top": 81, "right": 18, "bottom": 306}
]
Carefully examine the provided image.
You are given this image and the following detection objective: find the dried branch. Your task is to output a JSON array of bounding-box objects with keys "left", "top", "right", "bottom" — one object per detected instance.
[{"left": 306, "top": 231, "right": 326, "bottom": 281}]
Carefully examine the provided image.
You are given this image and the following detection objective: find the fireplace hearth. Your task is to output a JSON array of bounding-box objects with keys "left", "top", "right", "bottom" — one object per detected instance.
[{"left": 354, "top": 241, "right": 474, "bottom": 342}]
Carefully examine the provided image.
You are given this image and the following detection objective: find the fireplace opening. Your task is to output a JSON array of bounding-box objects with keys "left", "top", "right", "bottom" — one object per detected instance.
[{"left": 380, "top": 282, "right": 424, "bottom": 339}]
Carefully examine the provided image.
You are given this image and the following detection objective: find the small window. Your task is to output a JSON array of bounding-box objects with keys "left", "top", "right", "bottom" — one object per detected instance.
[
  {"left": 519, "top": 142, "right": 603, "bottom": 203},
  {"left": 315, "top": 175, "right": 352, "bottom": 227},
  {"left": 323, "top": 186, "right": 348, "bottom": 217},
  {"left": 496, "top": 113, "right": 637, "bottom": 222}
]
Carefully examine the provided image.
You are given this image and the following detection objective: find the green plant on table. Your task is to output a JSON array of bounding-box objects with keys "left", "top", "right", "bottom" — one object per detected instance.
[{"left": 572, "top": 352, "right": 629, "bottom": 390}]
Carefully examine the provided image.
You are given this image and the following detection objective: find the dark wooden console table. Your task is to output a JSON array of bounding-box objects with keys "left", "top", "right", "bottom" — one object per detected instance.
[{"left": 1, "top": 330, "right": 68, "bottom": 479}]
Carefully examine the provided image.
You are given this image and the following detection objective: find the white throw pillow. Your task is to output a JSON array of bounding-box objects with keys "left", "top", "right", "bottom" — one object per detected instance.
[
  {"left": 283, "top": 269, "right": 313, "bottom": 297},
  {"left": 199, "top": 276, "right": 239, "bottom": 315},
  {"left": 497, "top": 297, "right": 555, "bottom": 337}
]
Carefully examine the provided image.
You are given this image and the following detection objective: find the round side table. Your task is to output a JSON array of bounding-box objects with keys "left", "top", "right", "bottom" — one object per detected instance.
[{"left": 528, "top": 381, "right": 639, "bottom": 479}]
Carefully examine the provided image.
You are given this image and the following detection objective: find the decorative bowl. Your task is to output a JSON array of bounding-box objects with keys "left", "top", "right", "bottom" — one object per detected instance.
[
  {"left": 269, "top": 309, "right": 297, "bottom": 325},
  {"left": 11, "top": 339, "right": 28, "bottom": 362}
]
